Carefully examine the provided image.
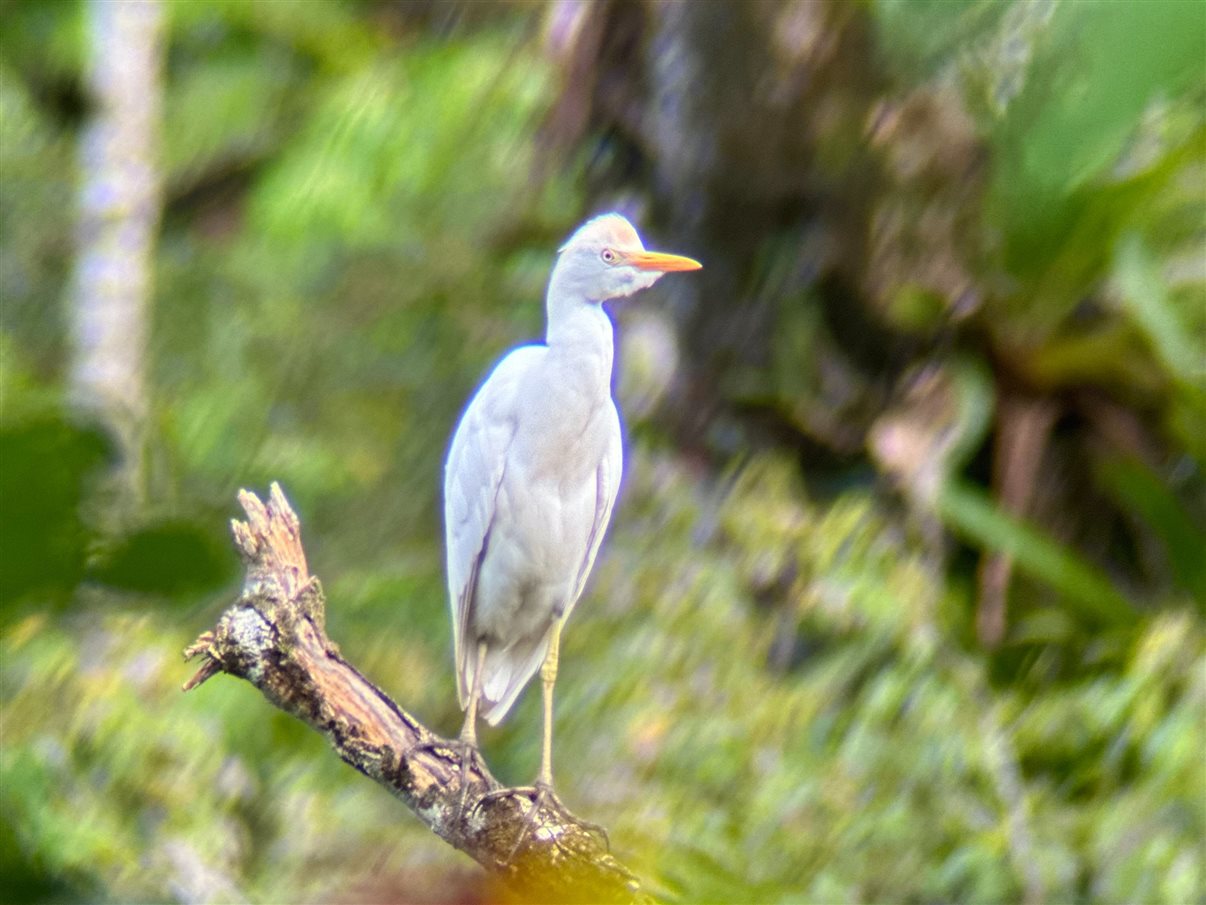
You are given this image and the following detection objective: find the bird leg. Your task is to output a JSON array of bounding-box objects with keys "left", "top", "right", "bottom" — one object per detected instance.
[
  {"left": 536, "top": 618, "right": 561, "bottom": 788},
  {"left": 470, "top": 623, "right": 609, "bottom": 860},
  {"left": 460, "top": 640, "right": 488, "bottom": 748},
  {"left": 452, "top": 642, "right": 493, "bottom": 815},
  {"left": 405, "top": 641, "right": 493, "bottom": 820}
]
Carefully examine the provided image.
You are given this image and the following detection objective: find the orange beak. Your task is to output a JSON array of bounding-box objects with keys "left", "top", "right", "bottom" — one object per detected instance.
[{"left": 623, "top": 249, "right": 703, "bottom": 272}]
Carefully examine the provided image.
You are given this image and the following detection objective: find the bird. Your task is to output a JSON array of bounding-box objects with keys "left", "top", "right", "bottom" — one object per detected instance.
[{"left": 443, "top": 212, "right": 701, "bottom": 804}]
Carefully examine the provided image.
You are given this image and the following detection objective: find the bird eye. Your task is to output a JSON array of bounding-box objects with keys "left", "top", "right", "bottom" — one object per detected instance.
[{"left": 600, "top": 248, "right": 618, "bottom": 265}]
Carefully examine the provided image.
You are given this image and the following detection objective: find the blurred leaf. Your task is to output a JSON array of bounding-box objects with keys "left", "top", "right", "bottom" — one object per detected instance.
[
  {"left": 0, "top": 412, "right": 114, "bottom": 608},
  {"left": 990, "top": 0, "right": 1205, "bottom": 259},
  {"left": 0, "top": 0, "right": 86, "bottom": 85},
  {"left": 883, "top": 284, "right": 949, "bottom": 334},
  {"left": 947, "top": 355, "right": 996, "bottom": 472},
  {"left": 937, "top": 479, "right": 1135, "bottom": 625},
  {"left": 871, "top": 0, "right": 1010, "bottom": 80},
  {"left": 249, "top": 34, "right": 552, "bottom": 249},
  {"left": 1026, "top": 320, "right": 1166, "bottom": 394},
  {"left": 0, "top": 809, "right": 79, "bottom": 905},
  {"left": 91, "top": 519, "right": 237, "bottom": 600},
  {"left": 1095, "top": 454, "right": 1206, "bottom": 606},
  {"left": 162, "top": 47, "right": 295, "bottom": 188},
  {"left": 0, "top": 64, "right": 75, "bottom": 368},
  {"left": 166, "top": 0, "right": 381, "bottom": 74},
  {"left": 1114, "top": 232, "right": 1204, "bottom": 386},
  {"left": 1008, "top": 606, "right": 1080, "bottom": 645}
]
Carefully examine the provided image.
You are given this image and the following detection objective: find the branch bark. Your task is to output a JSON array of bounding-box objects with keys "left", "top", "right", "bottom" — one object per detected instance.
[{"left": 183, "top": 483, "right": 653, "bottom": 904}]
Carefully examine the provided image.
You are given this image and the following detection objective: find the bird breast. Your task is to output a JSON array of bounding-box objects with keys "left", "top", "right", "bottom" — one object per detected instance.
[
  {"left": 513, "top": 344, "right": 613, "bottom": 481},
  {"left": 470, "top": 353, "right": 615, "bottom": 645}
]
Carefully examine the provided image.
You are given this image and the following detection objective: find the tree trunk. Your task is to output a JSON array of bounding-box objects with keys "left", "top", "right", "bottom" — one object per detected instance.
[{"left": 70, "top": 0, "right": 164, "bottom": 495}]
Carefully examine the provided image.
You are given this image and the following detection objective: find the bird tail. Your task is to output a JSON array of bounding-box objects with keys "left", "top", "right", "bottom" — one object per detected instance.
[{"left": 465, "top": 633, "right": 551, "bottom": 726}]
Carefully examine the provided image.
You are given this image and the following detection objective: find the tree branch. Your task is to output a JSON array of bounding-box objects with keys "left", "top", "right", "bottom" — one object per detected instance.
[{"left": 183, "top": 483, "right": 653, "bottom": 904}]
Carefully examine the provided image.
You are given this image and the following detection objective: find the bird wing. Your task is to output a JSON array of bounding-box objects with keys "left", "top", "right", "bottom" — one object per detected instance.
[
  {"left": 566, "top": 399, "right": 624, "bottom": 618},
  {"left": 477, "top": 399, "right": 623, "bottom": 727},
  {"left": 443, "top": 346, "right": 540, "bottom": 707}
]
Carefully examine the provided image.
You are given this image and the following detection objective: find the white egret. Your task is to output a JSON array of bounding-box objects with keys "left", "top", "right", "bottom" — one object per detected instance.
[{"left": 444, "top": 213, "right": 701, "bottom": 801}]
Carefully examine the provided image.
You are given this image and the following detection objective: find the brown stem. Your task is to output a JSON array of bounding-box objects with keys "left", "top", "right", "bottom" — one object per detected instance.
[
  {"left": 977, "top": 395, "right": 1057, "bottom": 647},
  {"left": 183, "top": 483, "right": 653, "bottom": 904}
]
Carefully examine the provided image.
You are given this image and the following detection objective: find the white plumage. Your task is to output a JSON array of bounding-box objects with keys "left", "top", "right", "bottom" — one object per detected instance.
[{"left": 443, "top": 212, "right": 700, "bottom": 788}]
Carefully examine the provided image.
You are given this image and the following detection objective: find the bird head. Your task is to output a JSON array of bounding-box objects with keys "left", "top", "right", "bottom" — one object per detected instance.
[{"left": 554, "top": 213, "right": 701, "bottom": 302}]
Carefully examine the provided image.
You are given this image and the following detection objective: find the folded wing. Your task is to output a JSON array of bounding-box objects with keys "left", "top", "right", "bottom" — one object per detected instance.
[{"left": 443, "top": 347, "right": 540, "bottom": 706}]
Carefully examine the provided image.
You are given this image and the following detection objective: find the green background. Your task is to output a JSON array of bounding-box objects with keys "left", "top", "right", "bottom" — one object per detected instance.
[{"left": 2, "top": 1, "right": 1203, "bottom": 902}]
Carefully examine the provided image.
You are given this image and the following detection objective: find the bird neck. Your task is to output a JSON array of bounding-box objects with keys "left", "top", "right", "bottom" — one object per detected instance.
[{"left": 544, "top": 287, "right": 614, "bottom": 377}]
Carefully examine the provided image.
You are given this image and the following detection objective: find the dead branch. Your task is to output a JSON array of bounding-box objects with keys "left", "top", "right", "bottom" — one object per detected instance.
[{"left": 183, "top": 483, "right": 653, "bottom": 904}]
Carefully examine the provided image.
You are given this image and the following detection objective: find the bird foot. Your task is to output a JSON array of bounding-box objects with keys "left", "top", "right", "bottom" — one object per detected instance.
[
  {"left": 471, "top": 782, "right": 609, "bottom": 861},
  {"left": 403, "top": 736, "right": 494, "bottom": 820}
]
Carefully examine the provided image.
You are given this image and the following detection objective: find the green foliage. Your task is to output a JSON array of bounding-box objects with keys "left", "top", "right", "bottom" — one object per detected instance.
[
  {"left": 871, "top": 0, "right": 1011, "bottom": 81},
  {"left": 575, "top": 452, "right": 1205, "bottom": 903},
  {"left": 90, "top": 519, "right": 235, "bottom": 599},
  {"left": 2, "top": 1, "right": 1204, "bottom": 903},
  {"left": 1095, "top": 453, "right": 1206, "bottom": 606},
  {"left": 938, "top": 479, "right": 1135, "bottom": 626},
  {"left": 987, "top": 1, "right": 1203, "bottom": 272},
  {"left": 162, "top": 45, "right": 297, "bottom": 188},
  {"left": 0, "top": 63, "right": 76, "bottom": 370},
  {"left": 0, "top": 612, "right": 464, "bottom": 904},
  {"left": 977, "top": 3, "right": 1205, "bottom": 357},
  {"left": 0, "top": 411, "right": 114, "bottom": 607},
  {"left": 868, "top": 0, "right": 1206, "bottom": 624},
  {"left": 250, "top": 35, "right": 552, "bottom": 248},
  {"left": 1115, "top": 232, "right": 1201, "bottom": 386}
]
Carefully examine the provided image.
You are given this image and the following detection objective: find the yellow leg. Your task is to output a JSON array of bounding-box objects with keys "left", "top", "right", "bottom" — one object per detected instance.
[
  {"left": 460, "top": 641, "right": 488, "bottom": 747},
  {"left": 537, "top": 621, "right": 563, "bottom": 789}
]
